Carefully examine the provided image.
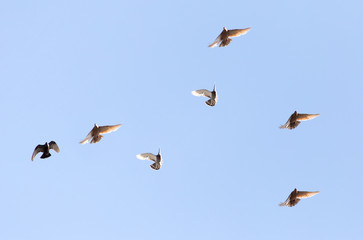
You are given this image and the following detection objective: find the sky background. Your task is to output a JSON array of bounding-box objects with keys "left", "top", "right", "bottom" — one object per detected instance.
[{"left": 0, "top": 0, "right": 362, "bottom": 239}]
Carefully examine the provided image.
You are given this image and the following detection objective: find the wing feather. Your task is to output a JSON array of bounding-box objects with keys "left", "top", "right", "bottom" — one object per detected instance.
[
  {"left": 227, "top": 27, "right": 251, "bottom": 38},
  {"left": 297, "top": 191, "right": 320, "bottom": 199},
  {"left": 49, "top": 141, "right": 60, "bottom": 153},
  {"left": 209, "top": 36, "right": 222, "bottom": 48},
  {"left": 136, "top": 153, "right": 157, "bottom": 161},
  {"left": 98, "top": 124, "right": 122, "bottom": 134},
  {"left": 80, "top": 131, "right": 93, "bottom": 144},
  {"left": 297, "top": 114, "right": 320, "bottom": 121},
  {"left": 192, "top": 89, "right": 212, "bottom": 98},
  {"left": 31, "top": 145, "right": 45, "bottom": 161}
]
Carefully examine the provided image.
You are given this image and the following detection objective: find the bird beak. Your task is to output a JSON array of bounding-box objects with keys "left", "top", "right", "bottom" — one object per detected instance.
[
  {"left": 213, "top": 83, "right": 216, "bottom": 92},
  {"left": 223, "top": 27, "right": 227, "bottom": 31},
  {"left": 158, "top": 147, "right": 161, "bottom": 155}
]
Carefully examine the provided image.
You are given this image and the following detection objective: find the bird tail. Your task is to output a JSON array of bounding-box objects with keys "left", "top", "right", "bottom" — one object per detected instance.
[
  {"left": 91, "top": 135, "right": 103, "bottom": 144},
  {"left": 205, "top": 99, "right": 215, "bottom": 106},
  {"left": 40, "top": 152, "right": 51, "bottom": 159},
  {"left": 150, "top": 163, "right": 161, "bottom": 170}
]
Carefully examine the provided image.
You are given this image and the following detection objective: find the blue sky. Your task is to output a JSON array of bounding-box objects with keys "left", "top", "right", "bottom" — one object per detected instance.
[{"left": 1, "top": 1, "right": 362, "bottom": 239}]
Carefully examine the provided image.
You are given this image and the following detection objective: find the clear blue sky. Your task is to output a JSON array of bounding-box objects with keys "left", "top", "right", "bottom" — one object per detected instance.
[{"left": 1, "top": 1, "right": 362, "bottom": 239}]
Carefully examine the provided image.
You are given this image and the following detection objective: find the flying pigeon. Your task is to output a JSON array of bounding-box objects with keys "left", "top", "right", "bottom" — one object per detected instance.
[
  {"left": 279, "top": 188, "right": 320, "bottom": 207},
  {"left": 136, "top": 148, "right": 163, "bottom": 170},
  {"left": 31, "top": 141, "right": 60, "bottom": 161},
  {"left": 209, "top": 27, "right": 251, "bottom": 48},
  {"left": 280, "top": 111, "right": 320, "bottom": 129},
  {"left": 80, "top": 123, "right": 121, "bottom": 144},
  {"left": 192, "top": 84, "right": 218, "bottom": 106}
]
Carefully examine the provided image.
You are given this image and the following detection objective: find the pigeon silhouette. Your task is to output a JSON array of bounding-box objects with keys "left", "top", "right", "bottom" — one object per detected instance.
[{"left": 31, "top": 141, "right": 60, "bottom": 161}]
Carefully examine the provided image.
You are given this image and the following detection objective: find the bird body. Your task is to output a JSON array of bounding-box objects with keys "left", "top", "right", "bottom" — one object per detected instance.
[
  {"left": 279, "top": 188, "right": 320, "bottom": 207},
  {"left": 192, "top": 84, "right": 218, "bottom": 106},
  {"left": 136, "top": 148, "right": 163, "bottom": 170},
  {"left": 31, "top": 141, "right": 60, "bottom": 161},
  {"left": 280, "top": 111, "right": 320, "bottom": 129},
  {"left": 80, "top": 123, "right": 121, "bottom": 144},
  {"left": 209, "top": 27, "right": 251, "bottom": 48}
]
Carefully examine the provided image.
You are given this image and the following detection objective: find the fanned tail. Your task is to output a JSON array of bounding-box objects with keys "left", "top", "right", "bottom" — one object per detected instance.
[{"left": 205, "top": 99, "right": 216, "bottom": 106}]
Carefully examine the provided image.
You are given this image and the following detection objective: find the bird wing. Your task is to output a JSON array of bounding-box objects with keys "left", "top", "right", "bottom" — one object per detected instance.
[
  {"left": 31, "top": 145, "right": 45, "bottom": 161},
  {"left": 136, "top": 153, "right": 157, "bottom": 161},
  {"left": 279, "top": 192, "right": 292, "bottom": 206},
  {"left": 297, "top": 114, "right": 320, "bottom": 121},
  {"left": 227, "top": 27, "right": 251, "bottom": 38},
  {"left": 209, "top": 35, "right": 222, "bottom": 48},
  {"left": 98, "top": 124, "right": 122, "bottom": 134},
  {"left": 80, "top": 130, "right": 93, "bottom": 144},
  {"left": 49, "top": 141, "right": 60, "bottom": 153},
  {"left": 192, "top": 89, "right": 212, "bottom": 98},
  {"left": 297, "top": 191, "right": 320, "bottom": 199}
]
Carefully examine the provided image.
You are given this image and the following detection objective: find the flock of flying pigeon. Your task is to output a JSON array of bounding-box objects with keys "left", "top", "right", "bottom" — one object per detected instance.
[{"left": 31, "top": 27, "right": 320, "bottom": 207}]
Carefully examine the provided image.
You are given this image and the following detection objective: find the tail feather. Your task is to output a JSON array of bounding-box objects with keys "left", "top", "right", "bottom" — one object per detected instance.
[
  {"left": 150, "top": 163, "right": 161, "bottom": 170},
  {"left": 91, "top": 135, "right": 103, "bottom": 144},
  {"left": 40, "top": 152, "right": 51, "bottom": 159},
  {"left": 205, "top": 99, "right": 216, "bottom": 106}
]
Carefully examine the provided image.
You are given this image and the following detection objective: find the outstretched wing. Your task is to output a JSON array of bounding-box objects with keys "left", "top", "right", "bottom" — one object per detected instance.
[
  {"left": 80, "top": 130, "right": 93, "bottom": 144},
  {"left": 49, "top": 141, "right": 60, "bottom": 153},
  {"left": 227, "top": 27, "right": 251, "bottom": 38},
  {"left": 32, "top": 145, "right": 45, "bottom": 161},
  {"left": 98, "top": 124, "right": 122, "bottom": 134},
  {"left": 192, "top": 89, "right": 212, "bottom": 98},
  {"left": 297, "top": 191, "right": 320, "bottom": 199},
  {"left": 209, "top": 28, "right": 227, "bottom": 48},
  {"left": 279, "top": 192, "right": 292, "bottom": 206},
  {"left": 136, "top": 153, "right": 157, "bottom": 161},
  {"left": 209, "top": 35, "right": 222, "bottom": 48},
  {"left": 297, "top": 114, "right": 320, "bottom": 121}
]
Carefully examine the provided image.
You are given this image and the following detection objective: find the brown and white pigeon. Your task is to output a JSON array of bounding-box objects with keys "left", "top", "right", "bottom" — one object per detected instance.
[
  {"left": 136, "top": 148, "right": 163, "bottom": 170},
  {"left": 80, "top": 123, "right": 121, "bottom": 144},
  {"left": 280, "top": 111, "right": 320, "bottom": 129},
  {"left": 209, "top": 27, "right": 251, "bottom": 48},
  {"left": 279, "top": 188, "right": 320, "bottom": 207}
]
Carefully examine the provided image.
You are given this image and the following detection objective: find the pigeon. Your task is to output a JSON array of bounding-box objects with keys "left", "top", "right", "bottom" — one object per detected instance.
[
  {"left": 192, "top": 84, "right": 218, "bottom": 106},
  {"left": 209, "top": 27, "right": 251, "bottom": 48},
  {"left": 31, "top": 141, "right": 60, "bottom": 161},
  {"left": 80, "top": 123, "right": 121, "bottom": 144},
  {"left": 279, "top": 188, "right": 320, "bottom": 207},
  {"left": 136, "top": 148, "right": 163, "bottom": 170},
  {"left": 280, "top": 111, "right": 320, "bottom": 129}
]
